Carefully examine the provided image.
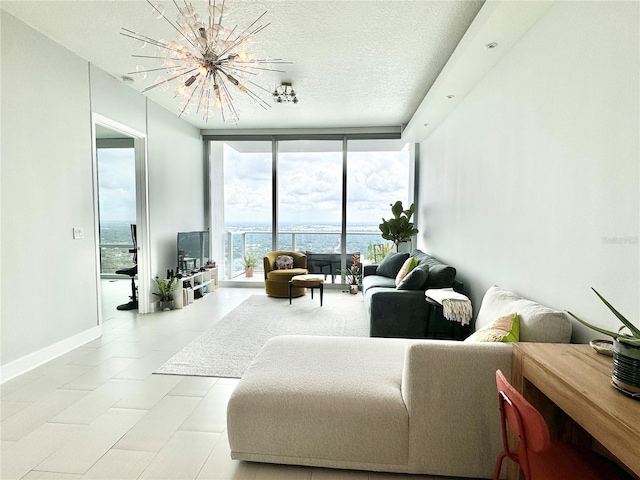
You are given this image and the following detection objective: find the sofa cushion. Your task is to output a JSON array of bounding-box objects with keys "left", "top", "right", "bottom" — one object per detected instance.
[
  {"left": 395, "top": 257, "right": 418, "bottom": 285},
  {"left": 409, "top": 250, "right": 456, "bottom": 288},
  {"left": 475, "top": 286, "right": 572, "bottom": 343},
  {"left": 396, "top": 267, "right": 427, "bottom": 290},
  {"left": 267, "top": 268, "right": 308, "bottom": 281},
  {"left": 465, "top": 313, "right": 520, "bottom": 343},
  {"left": 424, "top": 264, "right": 457, "bottom": 289},
  {"left": 228, "top": 335, "right": 409, "bottom": 470},
  {"left": 376, "top": 252, "right": 410, "bottom": 278},
  {"left": 363, "top": 275, "right": 396, "bottom": 294}
]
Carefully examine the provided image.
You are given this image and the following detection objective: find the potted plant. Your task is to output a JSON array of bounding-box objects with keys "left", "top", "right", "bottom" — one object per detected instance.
[
  {"left": 343, "top": 254, "right": 362, "bottom": 294},
  {"left": 568, "top": 288, "right": 640, "bottom": 397},
  {"left": 379, "top": 201, "right": 419, "bottom": 252},
  {"left": 242, "top": 251, "right": 258, "bottom": 278},
  {"left": 153, "top": 276, "right": 178, "bottom": 311}
]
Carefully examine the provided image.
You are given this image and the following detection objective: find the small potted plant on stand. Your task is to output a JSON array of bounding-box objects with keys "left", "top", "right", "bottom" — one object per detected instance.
[
  {"left": 379, "top": 201, "right": 419, "bottom": 253},
  {"left": 242, "top": 251, "right": 258, "bottom": 278},
  {"left": 153, "top": 276, "right": 178, "bottom": 311},
  {"left": 344, "top": 254, "right": 362, "bottom": 294},
  {"left": 568, "top": 288, "right": 640, "bottom": 398}
]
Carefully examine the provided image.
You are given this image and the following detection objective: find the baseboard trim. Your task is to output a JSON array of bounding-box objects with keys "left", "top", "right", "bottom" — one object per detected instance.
[{"left": 0, "top": 325, "right": 102, "bottom": 384}]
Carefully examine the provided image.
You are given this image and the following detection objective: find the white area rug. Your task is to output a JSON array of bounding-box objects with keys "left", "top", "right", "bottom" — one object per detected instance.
[{"left": 155, "top": 292, "right": 368, "bottom": 378}]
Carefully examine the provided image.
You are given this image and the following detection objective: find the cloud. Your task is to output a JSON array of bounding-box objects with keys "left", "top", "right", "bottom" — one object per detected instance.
[
  {"left": 223, "top": 143, "right": 410, "bottom": 225},
  {"left": 97, "top": 148, "right": 136, "bottom": 222}
]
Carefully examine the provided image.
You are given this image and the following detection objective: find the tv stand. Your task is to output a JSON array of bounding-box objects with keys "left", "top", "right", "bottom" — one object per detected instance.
[{"left": 172, "top": 267, "right": 218, "bottom": 309}]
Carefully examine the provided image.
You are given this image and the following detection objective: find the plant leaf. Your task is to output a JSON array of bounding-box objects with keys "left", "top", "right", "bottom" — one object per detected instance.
[
  {"left": 567, "top": 311, "right": 622, "bottom": 339},
  {"left": 618, "top": 337, "right": 640, "bottom": 347},
  {"left": 391, "top": 201, "right": 404, "bottom": 219},
  {"left": 592, "top": 288, "right": 640, "bottom": 338}
]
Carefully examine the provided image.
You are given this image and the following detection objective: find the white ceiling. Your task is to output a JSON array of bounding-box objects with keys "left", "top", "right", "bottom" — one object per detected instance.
[{"left": 1, "top": 0, "right": 485, "bottom": 131}]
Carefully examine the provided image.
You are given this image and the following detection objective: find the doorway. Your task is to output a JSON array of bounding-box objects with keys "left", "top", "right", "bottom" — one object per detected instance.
[{"left": 92, "top": 114, "right": 150, "bottom": 322}]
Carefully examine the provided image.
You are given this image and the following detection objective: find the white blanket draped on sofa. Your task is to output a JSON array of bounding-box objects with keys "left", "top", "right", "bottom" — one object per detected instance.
[{"left": 425, "top": 288, "right": 472, "bottom": 326}]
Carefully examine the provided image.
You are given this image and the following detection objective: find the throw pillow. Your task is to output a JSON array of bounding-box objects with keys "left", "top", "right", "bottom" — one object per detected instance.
[
  {"left": 396, "top": 267, "right": 428, "bottom": 290},
  {"left": 424, "top": 263, "right": 457, "bottom": 288},
  {"left": 376, "top": 252, "right": 410, "bottom": 278},
  {"left": 395, "top": 257, "right": 418, "bottom": 285},
  {"left": 465, "top": 313, "right": 520, "bottom": 343},
  {"left": 275, "top": 255, "right": 294, "bottom": 270}
]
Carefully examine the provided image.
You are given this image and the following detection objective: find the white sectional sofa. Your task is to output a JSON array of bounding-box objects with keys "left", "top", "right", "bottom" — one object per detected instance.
[{"left": 227, "top": 286, "right": 573, "bottom": 478}]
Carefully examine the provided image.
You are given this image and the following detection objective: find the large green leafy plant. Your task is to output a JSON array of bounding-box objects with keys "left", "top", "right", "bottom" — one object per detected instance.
[
  {"left": 379, "top": 201, "right": 419, "bottom": 247},
  {"left": 568, "top": 288, "right": 640, "bottom": 346}
]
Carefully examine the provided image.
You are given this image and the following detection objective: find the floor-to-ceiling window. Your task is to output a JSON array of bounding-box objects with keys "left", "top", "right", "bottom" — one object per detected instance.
[
  {"left": 213, "top": 136, "right": 414, "bottom": 283},
  {"left": 222, "top": 141, "right": 273, "bottom": 279},
  {"left": 277, "top": 140, "right": 343, "bottom": 253},
  {"left": 347, "top": 140, "right": 410, "bottom": 264}
]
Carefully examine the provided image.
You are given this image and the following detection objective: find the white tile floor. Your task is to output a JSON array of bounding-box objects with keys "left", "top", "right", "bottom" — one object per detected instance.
[{"left": 2, "top": 281, "right": 475, "bottom": 480}]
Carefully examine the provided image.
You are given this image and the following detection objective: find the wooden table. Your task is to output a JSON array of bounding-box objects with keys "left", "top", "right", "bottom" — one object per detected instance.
[{"left": 510, "top": 343, "right": 640, "bottom": 480}]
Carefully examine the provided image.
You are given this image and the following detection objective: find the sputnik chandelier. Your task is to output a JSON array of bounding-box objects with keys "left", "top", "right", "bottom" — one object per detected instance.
[{"left": 121, "top": 0, "right": 290, "bottom": 124}]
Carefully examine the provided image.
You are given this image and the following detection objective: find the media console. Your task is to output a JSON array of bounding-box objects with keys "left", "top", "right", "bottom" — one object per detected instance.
[{"left": 172, "top": 267, "right": 218, "bottom": 309}]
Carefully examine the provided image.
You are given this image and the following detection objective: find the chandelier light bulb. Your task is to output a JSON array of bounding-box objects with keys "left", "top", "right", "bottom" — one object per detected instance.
[{"left": 121, "top": 0, "right": 291, "bottom": 123}]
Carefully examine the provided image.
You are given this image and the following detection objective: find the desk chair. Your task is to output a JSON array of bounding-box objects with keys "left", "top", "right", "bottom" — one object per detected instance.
[
  {"left": 494, "top": 369, "right": 621, "bottom": 480},
  {"left": 115, "top": 224, "right": 138, "bottom": 311}
]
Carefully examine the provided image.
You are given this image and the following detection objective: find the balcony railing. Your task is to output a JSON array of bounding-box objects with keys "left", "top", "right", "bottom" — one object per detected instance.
[
  {"left": 225, "top": 230, "right": 389, "bottom": 280},
  {"left": 99, "top": 243, "right": 135, "bottom": 276}
]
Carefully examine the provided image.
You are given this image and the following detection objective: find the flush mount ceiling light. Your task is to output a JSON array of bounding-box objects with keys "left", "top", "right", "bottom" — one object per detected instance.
[
  {"left": 121, "top": 0, "right": 290, "bottom": 124},
  {"left": 272, "top": 83, "right": 298, "bottom": 104}
]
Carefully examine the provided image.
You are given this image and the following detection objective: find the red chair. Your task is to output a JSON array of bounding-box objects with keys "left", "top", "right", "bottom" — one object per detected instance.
[{"left": 493, "top": 369, "right": 618, "bottom": 480}]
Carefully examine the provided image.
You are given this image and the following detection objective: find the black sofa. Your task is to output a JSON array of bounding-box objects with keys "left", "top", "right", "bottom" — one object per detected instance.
[{"left": 362, "top": 249, "right": 471, "bottom": 340}]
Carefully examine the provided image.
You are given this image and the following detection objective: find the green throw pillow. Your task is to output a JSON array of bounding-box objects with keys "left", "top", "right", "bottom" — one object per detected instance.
[{"left": 464, "top": 313, "right": 520, "bottom": 343}]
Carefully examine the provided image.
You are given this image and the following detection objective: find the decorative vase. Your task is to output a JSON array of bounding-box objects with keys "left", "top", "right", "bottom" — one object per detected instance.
[
  {"left": 396, "top": 241, "right": 411, "bottom": 253},
  {"left": 349, "top": 284, "right": 358, "bottom": 294},
  {"left": 245, "top": 267, "right": 254, "bottom": 278},
  {"left": 612, "top": 339, "right": 640, "bottom": 398},
  {"left": 159, "top": 300, "right": 173, "bottom": 311}
]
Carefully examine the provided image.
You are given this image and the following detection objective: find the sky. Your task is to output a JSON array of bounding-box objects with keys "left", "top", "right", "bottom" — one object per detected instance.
[
  {"left": 97, "top": 141, "right": 412, "bottom": 227},
  {"left": 97, "top": 148, "right": 136, "bottom": 222},
  {"left": 224, "top": 141, "right": 410, "bottom": 226}
]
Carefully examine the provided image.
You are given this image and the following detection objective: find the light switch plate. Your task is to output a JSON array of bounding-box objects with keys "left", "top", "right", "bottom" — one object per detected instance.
[{"left": 73, "top": 227, "right": 84, "bottom": 239}]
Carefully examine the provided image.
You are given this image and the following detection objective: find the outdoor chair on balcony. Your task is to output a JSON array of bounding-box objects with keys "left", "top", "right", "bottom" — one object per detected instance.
[
  {"left": 306, "top": 251, "right": 361, "bottom": 283},
  {"left": 264, "top": 251, "right": 308, "bottom": 298}
]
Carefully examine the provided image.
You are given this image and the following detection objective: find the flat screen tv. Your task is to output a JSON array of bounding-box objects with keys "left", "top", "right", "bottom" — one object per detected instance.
[{"left": 177, "top": 230, "right": 210, "bottom": 274}]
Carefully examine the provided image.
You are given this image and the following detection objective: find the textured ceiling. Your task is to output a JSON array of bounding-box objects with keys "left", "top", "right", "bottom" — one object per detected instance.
[{"left": 1, "top": 0, "right": 484, "bottom": 131}]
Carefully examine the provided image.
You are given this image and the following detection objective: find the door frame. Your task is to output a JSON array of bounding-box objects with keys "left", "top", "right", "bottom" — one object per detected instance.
[{"left": 91, "top": 113, "right": 151, "bottom": 319}]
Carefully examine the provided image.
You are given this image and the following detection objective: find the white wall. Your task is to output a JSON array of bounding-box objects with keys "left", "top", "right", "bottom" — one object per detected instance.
[
  {"left": 1, "top": 11, "right": 98, "bottom": 367},
  {"left": 1, "top": 12, "right": 206, "bottom": 376},
  {"left": 418, "top": 1, "right": 639, "bottom": 342},
  {"left": 89, "top": 66, "right": 206, "bottom": 280},
  {"left": 147, "top": 101, "right": 205, "bottom": 277}
]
